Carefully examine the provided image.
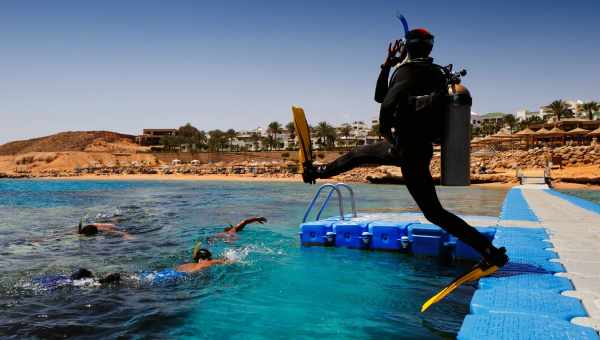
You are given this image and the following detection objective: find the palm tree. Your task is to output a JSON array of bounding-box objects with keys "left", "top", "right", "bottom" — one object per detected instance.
[
  {"left": 267, "top": 121, "right": 282, "bottom": 150},
  {"left": 208, "top": 130, "right": 225, "bottom": 152},
  {"left": 285, "top": 122, "right": 295, "bottom": 139},
  {"left": 197, "top": 130, "right": 208, "bottom": 150},
  {"left": 504, "top": 114, "right": 517, "bottom": 133},
  {"left": 577, "top": 101, "right": 600, "bottom": 121},
  {"left": 249, "top": 132, "right": 260, "bottom": 151},
  {"left": 340, "top": 123, "right": 352, "bottom": 147},
  {"left": 225, "top": 129, "right": 236, "bottom": 151},
  {"left": 285, "top": 122, "right": 296, "bottom": 149},
  {"left": 369, "top": 123, "right": 380, "bottom": 138},
  {"left": 315, "top": 121, "right": 336, "bottom": 150},
  {"left": 543, "top": 100, "right": 570, "bottom": 122}
]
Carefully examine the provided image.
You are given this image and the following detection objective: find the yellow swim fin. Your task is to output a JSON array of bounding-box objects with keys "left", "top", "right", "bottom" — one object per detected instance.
[
  {"left": 421, "top": 264, "right": 498, "bottom": 313},
  {"left": 292, "top": 106, "right": 313, "bottom": 170}
]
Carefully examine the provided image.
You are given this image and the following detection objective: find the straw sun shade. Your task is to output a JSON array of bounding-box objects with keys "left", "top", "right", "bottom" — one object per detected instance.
[
  {"left": 567, "top": 127, "right": 590, "bottom": 135},
  {"left": 587, "top": 127, "right": 600, "bottom": 136},
  {"left": 547, "top": 127, "right": 566, "bottom": 136},
  {"left": 515, "top": 128, "right": 535, "bottom": 136},
  {"left": 535, "top": 128, "right": 550, "bottom": 134}
]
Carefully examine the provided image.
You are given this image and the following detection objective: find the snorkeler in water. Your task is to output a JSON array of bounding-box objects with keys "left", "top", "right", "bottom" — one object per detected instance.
[
  {"left": 174, "top": 242, "right": 231, "bottom": 273},
  {"left": 207, "top": 216, "right": 267, "bottom": 243},
  {"left": 77, "top": 219, "right": 134, "bottom": 240},
  {"left": 35, "top": 242, "right": 232, "bottom": 290},
  {"left": 33, "top": 268, "right": 122, "bottom": 290}
]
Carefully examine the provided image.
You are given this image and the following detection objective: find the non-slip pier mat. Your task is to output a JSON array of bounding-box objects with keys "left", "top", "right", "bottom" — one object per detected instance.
[{"left": 458, "top": 226, "right": 599, "bottom": 339}]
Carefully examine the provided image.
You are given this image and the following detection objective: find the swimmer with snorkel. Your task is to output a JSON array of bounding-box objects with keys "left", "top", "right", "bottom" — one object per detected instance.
[{"left": 77, "top": 219, "right": 134, "bottom": 240}]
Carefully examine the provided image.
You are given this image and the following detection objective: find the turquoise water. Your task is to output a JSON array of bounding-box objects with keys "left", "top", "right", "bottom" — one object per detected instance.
[
  {"left": 559, "top": 189, "right": 600, "bottom": 205},
  {"left": 0, "top": 180, "right": 507, "bottom": 338}
]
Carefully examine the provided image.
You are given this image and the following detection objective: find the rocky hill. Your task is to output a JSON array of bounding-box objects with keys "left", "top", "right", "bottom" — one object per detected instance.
[{"left": 0, "top": 131, "right": 137, "bottom": 155}]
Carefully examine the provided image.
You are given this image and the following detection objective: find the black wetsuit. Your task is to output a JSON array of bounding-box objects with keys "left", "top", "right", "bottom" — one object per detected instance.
[{"left": 317, "top": 58, "right": 496, "bottom": 260}]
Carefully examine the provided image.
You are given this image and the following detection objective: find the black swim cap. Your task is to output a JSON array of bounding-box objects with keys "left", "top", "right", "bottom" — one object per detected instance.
[
  {"left": 406, "top": 28, "right": 434, "bottom": 58},
  {"left": 192, "top": 241, "right": 212, "bottom": 261},
  {"left": 78, "top": 223, "right": 99, "bottom": 236},
  {"left": 98, "top": 273, "right": 121, "bottom": 285},
  {"left": 71, "top": 268, "right": 94, "bottom": 280}
]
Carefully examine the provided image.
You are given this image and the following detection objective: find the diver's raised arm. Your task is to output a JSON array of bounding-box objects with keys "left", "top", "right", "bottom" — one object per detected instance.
[{"left": 375, "top": 40, "right": 405, "bottom": 103}]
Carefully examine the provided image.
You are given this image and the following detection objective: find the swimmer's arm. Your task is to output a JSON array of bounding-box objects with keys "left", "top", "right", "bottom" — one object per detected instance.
[
  {"left": 208, "top": 259, "right": 233, "bottom": 267},
  {"left": 176, "top": 260, "right": 231, "bottom": 273},
  {"left": 102, "top": 228, "right": 134, "bottom": 240},
  {"left": 93, "top": 223, "right": 117, "bottom": 230},
  {"left": 233, "top": 216, "right": 267, "bottom": 232}
]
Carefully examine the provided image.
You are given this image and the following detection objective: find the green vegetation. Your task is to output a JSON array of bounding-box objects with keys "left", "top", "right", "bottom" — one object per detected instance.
[
  {"left": 314, "top": 121, "right": 337, "bottom": 150},
  {"left": 160, "top": 123, "right": 207, "bottom": 152},
  {"left": 578, "top": 101, "right": 600, "bottom": 121},
  {"left": 543, "top": 100, "right": 572, "bottom": 122}
]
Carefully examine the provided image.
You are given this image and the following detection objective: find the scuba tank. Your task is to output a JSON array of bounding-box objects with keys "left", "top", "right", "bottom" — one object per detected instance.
[{"left": 440, "top": 65, "right": 471, "bottom": 186}]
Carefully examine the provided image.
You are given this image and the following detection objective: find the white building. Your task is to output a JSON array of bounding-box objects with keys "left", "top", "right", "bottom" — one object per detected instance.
[
  {"left": 515, "top": 109, "right": 543, "bottom": 121},
  {"left": 471, "top": 112, "right": 482, "bottom": 127}
]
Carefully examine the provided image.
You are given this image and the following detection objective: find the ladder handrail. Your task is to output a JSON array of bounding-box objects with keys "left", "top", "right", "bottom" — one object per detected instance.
[
  {"left": 335, "top": 183, "right": 357, "bottom": 218},
  {"left": 315, "top": 187, "right": 338, "bottom": 221},
  {"left": 302, "top": 184, "right": 344, "bottom": 223}
]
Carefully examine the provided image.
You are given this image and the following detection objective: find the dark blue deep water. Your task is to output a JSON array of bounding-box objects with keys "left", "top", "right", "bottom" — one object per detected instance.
[{"left": 0, "top": 180, "right": 508, "bottom": 339}]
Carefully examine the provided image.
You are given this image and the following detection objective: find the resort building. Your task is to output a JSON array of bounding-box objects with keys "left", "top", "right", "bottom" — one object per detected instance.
[
  {"left": 471, "top": 112, "right": 482, "bottom": 127},
  {"left": 479, "top": 112, "right": 508, "bottom": 125},
  {"left": 136, "top": 129, "right": 177, "bottom": 146},
  {"left": 515, "top": 109, "right": 543, "bottom": 121}
]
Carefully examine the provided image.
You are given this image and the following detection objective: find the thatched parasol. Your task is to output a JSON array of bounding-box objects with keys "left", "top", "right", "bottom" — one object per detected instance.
[
  {"left": 587, "top": 127, "right": 600, "bottom": 136},
  {"left": 515, "top": 128, "right": 535, "bottom": 136},
  {"left": 567, "top": 127, "right": 590, "bottom": 135},
  {"left": 547, "top": 127, "right": 566, "bottom": 136},
  {"left": 534, "top": 127, "right": 552, "bottom": 138},
  {"left": 491, "top": 130, "right": 515, "bottom": 139}
]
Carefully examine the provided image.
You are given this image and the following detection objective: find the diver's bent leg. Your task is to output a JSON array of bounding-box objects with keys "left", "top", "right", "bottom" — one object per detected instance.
[
  {"left": 402, "top": 153, "right": 507, "bottom": 266},
  {"left": 317, "top": 141, "right": 401, "bottom": 179}
]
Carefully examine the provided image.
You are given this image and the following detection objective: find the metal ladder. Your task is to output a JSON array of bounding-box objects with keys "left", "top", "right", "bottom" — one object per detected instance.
[{"left": 302, "top": 183, "right": 358, "bottom": 223}]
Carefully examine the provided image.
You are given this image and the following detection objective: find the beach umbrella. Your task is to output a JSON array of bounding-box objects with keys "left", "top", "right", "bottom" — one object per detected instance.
[
  {"left": 588, "top": 127, "right": 600, "bottom": 136},
  {"left": 534, "top": 127, "right": 551, "bottom": 138},
  {"left": 515, "top": 128, "right": 535, "bottom": 136},
  {"left": 567, "top": 127, "right": 590, "bottom": 135},
  {"left": 547, "top": 127, "right": 566, "bottom": 136},
  {"left": 491, "top": 130, "right": 515, "bottom": 139}
]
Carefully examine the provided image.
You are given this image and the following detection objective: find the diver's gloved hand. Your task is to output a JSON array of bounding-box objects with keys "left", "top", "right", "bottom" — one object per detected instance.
[{"left": 302, "top": 162, "right": 318, "bottom": 184}]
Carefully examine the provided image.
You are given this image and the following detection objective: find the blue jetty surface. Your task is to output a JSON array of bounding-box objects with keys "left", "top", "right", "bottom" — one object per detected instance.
[{"left": 300, "top": 185, "right": 600, "bottom": 339}]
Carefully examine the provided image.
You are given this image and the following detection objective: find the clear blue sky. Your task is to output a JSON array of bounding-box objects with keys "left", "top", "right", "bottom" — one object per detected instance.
[{"left": 1, "top": 0, "right": 599, "bottom": 143}]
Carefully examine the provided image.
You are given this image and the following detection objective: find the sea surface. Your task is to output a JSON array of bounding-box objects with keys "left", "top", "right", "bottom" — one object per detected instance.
[{"left": 0, "top": 180, "right": 508, "bottom": 339}]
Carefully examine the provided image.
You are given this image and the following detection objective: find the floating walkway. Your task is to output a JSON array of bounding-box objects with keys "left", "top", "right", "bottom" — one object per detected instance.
[{"left": 299, "top": 183, "right": 600, "bottom": 339}]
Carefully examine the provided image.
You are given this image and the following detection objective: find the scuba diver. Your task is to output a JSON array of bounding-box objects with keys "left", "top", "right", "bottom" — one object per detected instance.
[
  {"left": 301, "top": 24, "right": 508, "bottom": 272},
  {"left": 207, "top": 216, "right": 267, "bottom": 243},
  {"left": 77, "top": 219, "right": 134, "bottom": 240}
]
